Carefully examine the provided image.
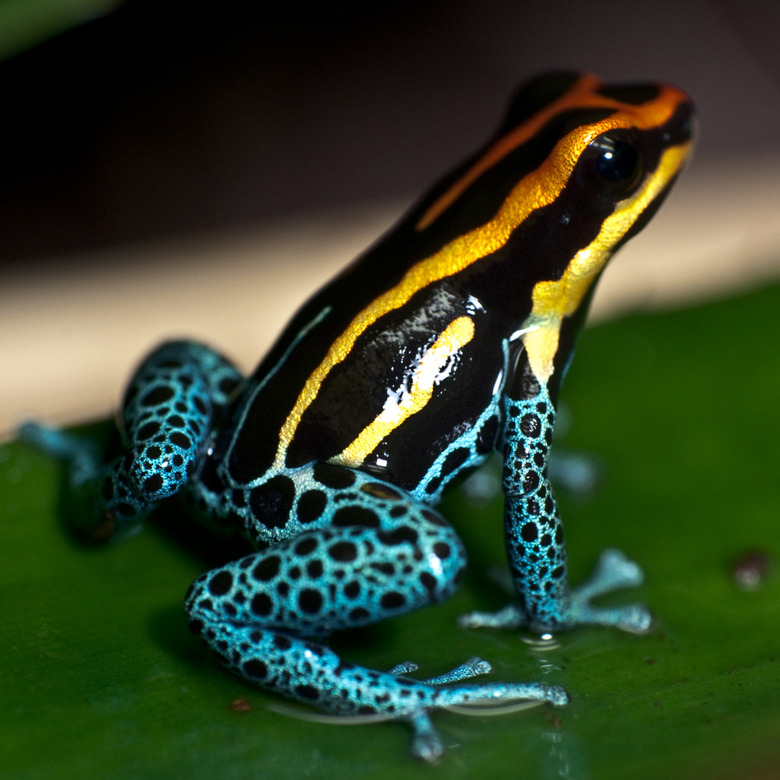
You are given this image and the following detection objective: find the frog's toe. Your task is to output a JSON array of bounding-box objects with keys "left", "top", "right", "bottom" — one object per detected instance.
[
  {"left": 592, "top": 548, "right": 644, "bottom": 590},
  {"left": 457, "top": 602, "right": 527, "bottom": 630},
  {"left": 408, "top": 712, "right": 444, "bottom": 762},
  {"left": 423, "top": 657, "right": 492, "bottom": 685},
  {"left": 567, "top": 548, "right": 651, "bottom": 633}
]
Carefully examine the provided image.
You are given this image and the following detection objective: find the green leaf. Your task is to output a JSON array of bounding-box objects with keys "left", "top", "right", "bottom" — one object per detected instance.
[{"left": 2, "top": 284, "right": 779, "bottom": 779}]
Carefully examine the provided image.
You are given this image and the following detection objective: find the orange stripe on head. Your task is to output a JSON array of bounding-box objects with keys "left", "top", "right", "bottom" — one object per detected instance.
[
  {"left": 274, "top": 78, "right": 692, "bottom": 466},
  {"left": 415, "top": 74, "right": 685, "bottom": 232}
]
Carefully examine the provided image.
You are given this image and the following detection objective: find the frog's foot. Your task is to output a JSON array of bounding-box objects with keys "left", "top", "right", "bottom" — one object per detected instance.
[
  {"left": 18, "top": 420, "right": 147, "bottom": 543},
  {"left": 459, "top": 548, "right": 651, "bottom": 635},
  {"left": 383, "top": 656, "right": 562, "bottom": 760},
  {"left": 565, "top": 548, "right": 651, "bottom": 633},
  {"left": 18, "top": 421, "right": 102, "bottom": 486},
  {"left": 413, "top": 677, "right": 569, "bottom": 761}
]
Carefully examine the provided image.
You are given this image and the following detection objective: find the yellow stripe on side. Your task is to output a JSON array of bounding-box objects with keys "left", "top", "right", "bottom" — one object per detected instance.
[
  {"left": 522, "top": 140, "right": 694, "bottom": 383},
  {"left": 273, "top": 84, "right": 687, "bottom": 468},
  {"left": 330, "top": 316, "right": 475, "bottom": 468}
]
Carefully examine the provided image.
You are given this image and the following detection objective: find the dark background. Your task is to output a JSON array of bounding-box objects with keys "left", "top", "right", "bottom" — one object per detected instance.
[{"left": 2, "top": 0, "right": 779, "bottom": 266}]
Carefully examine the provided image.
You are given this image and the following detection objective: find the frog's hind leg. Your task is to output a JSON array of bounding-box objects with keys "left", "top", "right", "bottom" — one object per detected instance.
[
  {"left": 186, "top": 600, "right": 567, "bottom": 761},
  {"left": 21, "top": 340, "right": 242, "bottom": 542},
  {"left": 185, "top": 463, "right": 568, "bottom": 760}
]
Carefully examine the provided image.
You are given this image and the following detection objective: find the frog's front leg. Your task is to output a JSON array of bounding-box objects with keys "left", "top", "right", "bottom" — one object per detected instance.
[
  {"left": 21, "top": 340, "right": 242, "bottom": 541},
  {"left": 460, "top": 370, "right": 651, "bottom": 635},
  {"left": 185, "top": 464, "right": 567, "bottom": 760}
]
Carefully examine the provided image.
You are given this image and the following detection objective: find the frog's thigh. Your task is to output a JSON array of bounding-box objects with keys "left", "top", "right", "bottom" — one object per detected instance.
[
  {"left": 187, "top": 466, "right": 466, "bottom": 636},
  {"left": 185, "top": 465, "right": 468, "bottom": 709}
]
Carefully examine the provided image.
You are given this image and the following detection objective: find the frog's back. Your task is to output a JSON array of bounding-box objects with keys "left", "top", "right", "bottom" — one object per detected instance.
[{"left": 224, "top": 71, "right": 694, "bottom": 495}]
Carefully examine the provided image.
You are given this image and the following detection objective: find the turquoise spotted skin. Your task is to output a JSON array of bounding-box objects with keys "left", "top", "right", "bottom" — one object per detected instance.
[{"left": 22, "top": 73, "right": 695, "bottom": 760}]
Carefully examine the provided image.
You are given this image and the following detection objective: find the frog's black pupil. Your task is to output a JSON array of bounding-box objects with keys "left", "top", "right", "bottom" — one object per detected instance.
[{"left": 596, "top": 139, "right": 639, "bottom": 183}]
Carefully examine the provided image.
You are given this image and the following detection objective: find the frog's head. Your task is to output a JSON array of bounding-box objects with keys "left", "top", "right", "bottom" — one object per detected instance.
[{"left": 412, "top": 72, "right": 695, "bottom": 384}]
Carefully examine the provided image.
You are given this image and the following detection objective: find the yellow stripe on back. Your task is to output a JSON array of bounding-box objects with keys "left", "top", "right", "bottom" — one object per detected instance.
[
  {"left": 273, "top": 81, "right": 687, "bottom": 467},
  {"left": 331, "top": 316, "right": 475, "bottom": 468}
]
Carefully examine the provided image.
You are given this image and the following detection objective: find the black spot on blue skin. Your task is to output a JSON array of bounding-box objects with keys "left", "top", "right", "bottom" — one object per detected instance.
[
  {"left": 478, "top": 414, "right": 500, "bottom": 448},
  {"left": 380, "top": 591, "right": 406, "bottom": 610},
  {"left": 299, "top": 588, "right": 324, "bottom": 614},
  {"left": 441, "top": 448, "right": 470, "bottom": 477},
  {"left": 294, "top": 537, "right": 318, "bottom": 556},
  {"left": 432, "top": 542, "right": 451, "bottom": 560},
  {"left": 273, "top": 635, "right": 291, "bottom": 651},
  {"left": 243, "top": 659, "right": 268, "bottom": 680},
  {"left": 170, "top": 432, "right": 192, "bottom": 450},
  {"left": 140, "top": 386, "right": 175, "bottom": 407},
  {"left": 252, "top": 555, "right": 282, "bottom": 582},
  {"left": 328, "top": 541, "right": 358, "bottom": 563},
  {"left": 349, "top": 607, "right": 370, "bottom": 622},
  {"left": 419, "top": 572, "right": 437, "bottom": 592},
  {"left": 360, "top": 482, "right": 403, "bottom": 501},
  {"left": 249, "top": 476, "right": 296, "bottom": 529},
  {"left": 137, "top": 422, "right": 160, "bottom": 440},
  {"left": 307, "top": 560, "right": 324, "bottom": 578},
  {"left": 294, "top": 684, "right": 320, "bottom": 701},
  {"left": 313, "top": 462, "right": 356, "bottom": 489},
  {"left": 521, "top": 522, "right": 538, "bottom": 542},
  {"left": 208, "top": 570, "right": 234, "bottom": 597},
  {"left": 523, "top": 471, "right": 540, "bottom": 492},
  {"left": 297, "top": 490, "right": 327, "bottom": 524},
  {"left": 332, "top": 506, "right": 380, "bottom": 528},
  {"left": 422, "top": 509, "right": 446, "bottom": 527},
  {"left": 343, "top": 581, "right": 361, "bottom": 598},
  {"left": 219, "top": 377, "right": 239, "bottom": 396},
  {"left": 377, "top": 526, "right": 418, "bottom": 546},
  {"left": 520, "top": 413, "right": 541, "bottom": 437},
  {"left": 251, "top": 592, "right": 273, "bottom": 617},
  {"left": 168, "top": 414, "right": 185, "bottom": 428},
  {"left": 143, "top": 474, "right": 164, "bottom": 495},
  {"left": 424, "top": 474, "right": 443, "bottom": 494}
]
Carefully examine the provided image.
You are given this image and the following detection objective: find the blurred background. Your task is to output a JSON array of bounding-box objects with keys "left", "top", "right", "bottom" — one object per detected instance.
[{"left": 1, "top": 0, "right": 779, "bottom": 433}]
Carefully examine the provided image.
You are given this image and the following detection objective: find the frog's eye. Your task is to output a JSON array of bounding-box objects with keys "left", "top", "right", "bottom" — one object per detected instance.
[{"left": 580, "top": 131, "right": 643, "bottom": 197}]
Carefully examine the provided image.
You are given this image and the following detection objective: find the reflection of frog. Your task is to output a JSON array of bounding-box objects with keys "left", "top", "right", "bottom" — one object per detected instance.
[{"left": 23, "top": 72, "right": 695, "bottom": 760}]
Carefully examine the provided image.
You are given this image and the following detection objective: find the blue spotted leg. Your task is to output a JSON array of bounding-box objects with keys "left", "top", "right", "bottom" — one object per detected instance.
[
  {"left": 460, "top": 369, "right": 651, "bottom": 634},
  {"left": 20, "top": 340, "right": 242, "bottom": 541},
  {"left": 22, "top": 339, "right": 568, "bottom": 758},
  {"left": 184, "top": 462, "right": 568, "bottom": 761}
]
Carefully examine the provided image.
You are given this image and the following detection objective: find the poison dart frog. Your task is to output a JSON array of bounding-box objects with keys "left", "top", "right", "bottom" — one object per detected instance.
[{"left": 22, "top": 72, "right": 696, "bottom": 761}]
